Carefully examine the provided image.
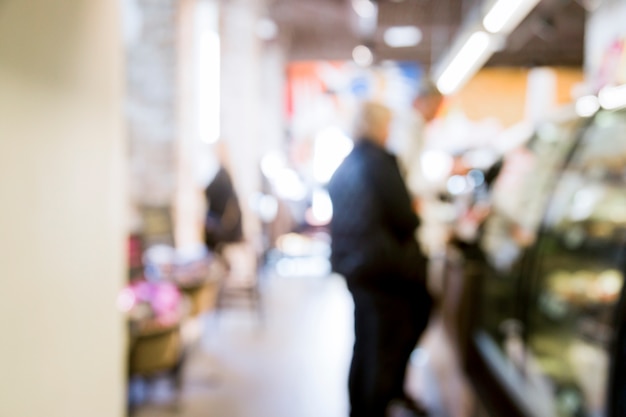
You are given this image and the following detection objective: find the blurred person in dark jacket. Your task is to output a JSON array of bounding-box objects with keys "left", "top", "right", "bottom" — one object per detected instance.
[
  {"left": 328, "top": 101, "right": 432, "bottom": 417},
  {"left": 204, "top": 163, "right": 243, "bottom": 254}
]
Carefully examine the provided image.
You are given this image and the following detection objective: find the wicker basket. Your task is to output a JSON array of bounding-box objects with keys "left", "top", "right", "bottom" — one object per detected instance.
[
  {"left": 129, "top": 324, "right": 182, "bottom": 376},
  {"left": 179, "top": 279, "right": 220, "bottom": 316}
]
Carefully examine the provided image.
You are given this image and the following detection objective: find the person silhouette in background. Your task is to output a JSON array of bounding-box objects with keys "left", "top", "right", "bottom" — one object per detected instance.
[
  {"left": 328, "top": 101, "right": 432, "bottom": 417},
  {"left": 390, "top": 79, "right": 444, "bottom": 212},
  {"left": 390, "top": 78, "right": 443, "bottom": 197},
  {"left": 203, "top": 141, "right": 244, "bottom": 255}
]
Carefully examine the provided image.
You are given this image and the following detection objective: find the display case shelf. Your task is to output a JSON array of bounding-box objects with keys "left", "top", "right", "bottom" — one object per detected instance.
[{"left": 467, "top": 108, "right": 626, "bottom": 417}]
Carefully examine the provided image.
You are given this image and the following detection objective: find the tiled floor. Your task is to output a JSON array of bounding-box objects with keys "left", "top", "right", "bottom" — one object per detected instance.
[{"left": 132, "top": 272, "right": 449, "bottom": 417}]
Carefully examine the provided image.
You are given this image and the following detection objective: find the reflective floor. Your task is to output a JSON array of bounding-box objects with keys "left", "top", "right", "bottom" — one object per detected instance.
[{"left": 132, "top": 272, "right": 449, "bottom": 417}]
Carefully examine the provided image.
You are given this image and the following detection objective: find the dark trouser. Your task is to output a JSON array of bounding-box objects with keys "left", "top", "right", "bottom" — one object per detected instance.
[{"left": 347, "top": 281, "right": 432, "bottom": 417}]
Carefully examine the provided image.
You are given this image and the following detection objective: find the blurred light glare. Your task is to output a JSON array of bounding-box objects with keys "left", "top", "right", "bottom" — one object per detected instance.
[
  {"left": 436, "top": 31, "right": 492, "bottom": 95},
  {"left": 261, "top": 151, "right": 287, "bottom": 179},
  {"left": 276, "top": 257, "right": 331, "bottom": 278},
  {"left": 256, "top": 18, "right": 278, "bottom": 40},
  {"left": 598, "top": 84, "right": 626, "bottom": 110},
  {"left": 352, "top": 0, "right": 377, "bottom": 18},
  {"left": 447, "top": 175, "right": 468, "bottom": 195},
  {"left": 277, "top": 233, "right": 312, "bottom": 257},
  {"left": 249, "top": 193, "right": 279, "bottom": 222},
  {"left": 195, "top": 0, "right": 220, "bottom": 144},
  {"left": 311, "top": 189, "right": 333, "bottom": 224},
  {"left": 313, "top": 127, "right": 354, "bottom": 183},
  {"left": 258, "top": 195, "right": 279, "bottom": 222},
  {"left": 483, "top": 0, "right": 540, "bottom": 34},
  {"left": 421, "top": 150, "right": 454, "bottom": 182},
  {"left": 353, "top": 45, "right": 374, "bottom": 67},
  {"left": 468, "top": 169, "right": 485, "bottom": 188},
  {"left": 410, "top": 347, "right": 430, "bottom": 367},
  {"left": 384, "top": 26, "right": 422, "bottom": 48},
  {"left": 117, "top": 288, "right": 136, "bottom": 313},
  {"left": 598, "top": 270, "right": 623, "bottom": 295},
  {"left": 273, "top": 169, "right": 307, "bottom": 201},
  {"left": 483, "top": 0, "right": 524, "bottom": 33},
  {"left": 462, "top": 149, "right": 498, "bottom": 169},
  {"left": 576, "top": 95, "right": 600, "bottom": 117},
  {"left": 570, "top": 187, "right": 601, "bottom": 221}
]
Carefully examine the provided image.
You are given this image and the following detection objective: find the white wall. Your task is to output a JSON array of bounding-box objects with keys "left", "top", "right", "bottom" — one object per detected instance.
[{"left": 0, "top": 1, "right": 126, "bottom": 417}]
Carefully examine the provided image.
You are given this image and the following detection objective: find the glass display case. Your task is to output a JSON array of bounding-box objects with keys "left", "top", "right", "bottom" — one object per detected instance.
[
  {"left": 469, "top": 108, "right": 626, "bottom": 417},
  {"left": 475, "top": 114, "right": 582, "bottom": 379},
  {"left": 524, "top": 108, "right": 626, "bottom": 417}
]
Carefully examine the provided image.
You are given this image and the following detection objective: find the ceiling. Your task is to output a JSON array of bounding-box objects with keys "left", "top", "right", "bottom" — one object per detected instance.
[{"left": 269, "top": 0, "right": 586, "bottom": 69}]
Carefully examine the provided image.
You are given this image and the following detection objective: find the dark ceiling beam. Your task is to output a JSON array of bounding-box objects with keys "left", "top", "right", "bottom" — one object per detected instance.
[
  {"left": 270, "top": 0, "right": 585, "bottom": 67},
  {"left": 490, "top": 0, "right": 585, "bottom": 67}
]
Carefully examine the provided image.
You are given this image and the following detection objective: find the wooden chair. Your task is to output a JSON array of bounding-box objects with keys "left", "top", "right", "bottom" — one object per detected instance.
[
  {"left": 175, "top": 255, "right": 226, "bottom": 317},
  {"left": 215, "top": 241, "right": 263, "bottom": 320}
]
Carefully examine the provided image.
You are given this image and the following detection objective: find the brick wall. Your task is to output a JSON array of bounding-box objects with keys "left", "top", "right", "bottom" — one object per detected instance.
[
  {"left": 125, "top": 0, "right": 178, "bottom": 207},
  {"left": 123, "top": 0, "right": 287, "bottom": 246}
]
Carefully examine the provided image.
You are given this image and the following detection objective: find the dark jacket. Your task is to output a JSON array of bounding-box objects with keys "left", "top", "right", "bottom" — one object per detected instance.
[
  {"left": 328, "top": 139, "right": 426, "bottom": 289},
  {"left": 204, "top": 166, "right": 243, "bottom": 250}
]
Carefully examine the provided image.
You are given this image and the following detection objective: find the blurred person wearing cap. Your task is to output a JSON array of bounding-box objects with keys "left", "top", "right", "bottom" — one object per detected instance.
[
  {"left": 328, "top": 101, "right": 433, "bottom": 417},
  {"left": 388, "top": 78, "right": 444, "bottom": 209}
]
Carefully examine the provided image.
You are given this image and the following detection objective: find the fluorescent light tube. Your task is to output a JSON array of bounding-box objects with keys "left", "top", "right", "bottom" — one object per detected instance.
[
  {"left": 384, "top": 26, "right": 422, "bottom": 48},
  {"left": 256, "top": 18, "right": 278, "bottom": 40},
  {"left": 436, "top": 31, "right": 492, "bottom": 95},
  {"left": 352, "top": 0, "right": 377, "bottom": 19},
  {"left": 483, "top": 0, "right": 541, "bottom": 34},
  {"left": 598, "top": 84, "right": 626, "bottom": 110},
  {"left": 575, "top": 95, "right": 600, "bottom": 117}
]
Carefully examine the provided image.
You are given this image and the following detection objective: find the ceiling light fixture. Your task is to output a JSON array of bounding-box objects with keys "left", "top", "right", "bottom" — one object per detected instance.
[
  {"left": 483, "top": 0, "right": 541, "bottom": 34},
  {"left": 598, "top": 84, "right": 626, "bottom": 110},
  {"left": 352, "top": 0, "right": 377, "bottom": 19},
  {"left": 436, "top": 31, "right": 493, "bottom": 95},
  {"left": 575, "top": 95, "right": 600, "bottom": 117},
  {"left": 384, "top": 26, "right": 422, "bottom": 48},
  {"left": 353, "top": 45, "right": 374, "bottom": 67}
]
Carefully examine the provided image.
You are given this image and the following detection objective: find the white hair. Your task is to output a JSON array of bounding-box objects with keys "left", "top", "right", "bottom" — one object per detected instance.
[{"left": 353, "top": 101, "right": 392, "bottom": 142}]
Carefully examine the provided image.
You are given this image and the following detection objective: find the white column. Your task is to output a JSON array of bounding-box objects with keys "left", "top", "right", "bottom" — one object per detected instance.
[
  {"left": 525, "top": 67, "right": 557, "bottom": 124},
  {"left": 175, "top": 0, "right": 205, "bottom": 248},
  {"left": 260, "top": 43, "right": 288, "bottom": 155},
  {"left": 221, "top": 0, "right": 264, "bottom": 239},
  {"left": 0, "top": 1, "right": 126, "bottom": 417}
]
